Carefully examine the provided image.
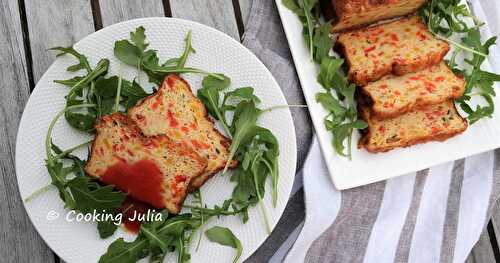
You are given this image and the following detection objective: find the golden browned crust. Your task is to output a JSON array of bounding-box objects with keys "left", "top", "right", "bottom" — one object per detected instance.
[
  {"left": 336, "top": 41, "right": 450, "bottom": 87},
  {"left": 85, "top": 112, "right": 208, "bottom": 214},
  {"left": 357, "top": 101, "right": 468, "bottom": 153},
  {"left": 128, "top": 74, "right": 236, "bottom": 191},
  {"left": 331, "top": 0, "right": 426, "bottom": 33},
  {"left": 170, "top": 75, "right": 236, "bottom": 191},
  {"left": 359, "top": 69, "right": 466, "bottom": 120},
  {"left": 335, "top": 16, "right": 450, "bottom": 86}
]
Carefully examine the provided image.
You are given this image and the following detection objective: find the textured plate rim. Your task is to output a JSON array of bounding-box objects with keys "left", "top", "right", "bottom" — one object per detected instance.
[{"left": 15, "top": 17, "right": 297, "bottom": 262}]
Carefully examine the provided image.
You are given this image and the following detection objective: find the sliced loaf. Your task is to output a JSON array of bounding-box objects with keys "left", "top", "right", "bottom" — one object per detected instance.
[
  {"left": 330, "top": 0, "right": 426, "bottom": 32},
  {"left": 336, "top": 16, "right": 450, "bottom": 86},
  {"left": 361, "top": 62, "right": 465, "bottom": 119},
  {"left": 359, "top": 100, "right": 468, "bottom": 153},
  {"left": 128, "top": 75, "right": 233, "bottom": 190},
  {"left": 84, "top": 113, "right": 207, "bottom": 214}
]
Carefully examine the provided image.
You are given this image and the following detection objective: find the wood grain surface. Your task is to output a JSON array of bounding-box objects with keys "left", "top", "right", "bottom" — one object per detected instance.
[
  {"left": 0, "top": 0, "right": 55, "bottom": 262},
  {"left": 99, "top": 0, "right": 165, "bottom": 26},
  {"left": 24, "top": 0, "right": 94, "bottom": 81},
  {"left": 169, "top": 0, "right": 240, "bottom": 40}
]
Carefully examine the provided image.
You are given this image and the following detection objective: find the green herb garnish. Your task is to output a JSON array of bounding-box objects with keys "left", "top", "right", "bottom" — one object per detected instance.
[
  {"left": 283, "top": 0, "right": 365, "bottom": 159},
  {"left": 197, "top": 74, "right": 281, "bottom": 233},
  {"left": 32, "top": 26, "right": 286, "bottom": 263},
  {"left": 205, "top": 226, "right": 242, "bottom": 263},
  {"left": 420, "top": 0, "right": 500, "bottom": 123}
]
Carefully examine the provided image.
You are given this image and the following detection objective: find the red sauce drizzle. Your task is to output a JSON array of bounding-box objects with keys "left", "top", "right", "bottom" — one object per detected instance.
[
  {"left": 120, "top": 197, "right": 155, "bottom": 233},
  {"left": 101, "top": 159, "right": 165, "bottom": 209}
]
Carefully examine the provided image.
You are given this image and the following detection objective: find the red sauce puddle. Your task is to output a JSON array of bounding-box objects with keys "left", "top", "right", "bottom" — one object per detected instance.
[
  {"left": 101, "top": 159, "right": 165, "bottom": 209},
  {"left": 119, "top": 197, "right": 155, "bottom": 233}
]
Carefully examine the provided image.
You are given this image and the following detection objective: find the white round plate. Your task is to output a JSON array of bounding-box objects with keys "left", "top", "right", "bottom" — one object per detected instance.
[{"left": 16, "top": 18, "right": 296, "bottom": 263}]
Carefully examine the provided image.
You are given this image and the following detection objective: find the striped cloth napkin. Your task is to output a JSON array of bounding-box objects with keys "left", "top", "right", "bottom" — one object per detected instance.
[{"left": 242, "top": 0, "right": 500, "bottom": 262}]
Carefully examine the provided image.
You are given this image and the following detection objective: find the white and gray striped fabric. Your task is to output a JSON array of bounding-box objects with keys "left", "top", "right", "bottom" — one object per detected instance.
[{"left": 241, "top": 0, "right": 500, "bottom": 262}]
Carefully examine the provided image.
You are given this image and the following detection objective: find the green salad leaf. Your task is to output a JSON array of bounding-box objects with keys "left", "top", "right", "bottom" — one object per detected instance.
[
  {"left": 205, "top": 226, "right": 242, "bottom": 263},
  {"left": 283, "top": 0, "right": 365, "bottom": 159},
  {"left": 39, "top": 26, "right": 284, "bottom": 263},
  {"left": 114, "top": 27, "right": 222, "bottom": 85},
  {"left": 197, "top": 75, "right": 280, "bottom": 233},
  {"left": 420, "top": 0, "right": 500, "bottom": 124}
]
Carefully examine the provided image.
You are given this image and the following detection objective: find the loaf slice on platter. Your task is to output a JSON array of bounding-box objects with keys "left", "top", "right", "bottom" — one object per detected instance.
[
  {"left": 328, "top": 0, "right": 426, "bottom": 32},
  {"left": 358, "top": 100, "right": 468, "bottom": 153},
  {"left": 128, "top": 74, "right": 234, "bottom": 191},
  {"left": 336, "top": 16, "right": 450, "bottom": 86},
  {"left": 84, "top": 113, "right": 207, "bottom": 214},
  {"left": 361, "top": 62, "right": 465, "bottom": 119}
]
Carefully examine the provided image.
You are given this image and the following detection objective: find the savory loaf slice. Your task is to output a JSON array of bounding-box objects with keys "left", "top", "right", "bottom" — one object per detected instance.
[
  {"left": 359, "top": 100, "right": 468, "bottom": 153},
  {"left": 84, "top": 113, "right": 207, "bottom": 214},
  {"left": 128, "top": 74, "right": 233, "bottom": 190},
  {"left": 361, "top": 62, "right": 465, "bottom": 119},
  {"left": 330, "top": 0, "right": 426, "bottom": 32},
  {"left": 336, "top": 16, "right": 450, "bottom": 86}
]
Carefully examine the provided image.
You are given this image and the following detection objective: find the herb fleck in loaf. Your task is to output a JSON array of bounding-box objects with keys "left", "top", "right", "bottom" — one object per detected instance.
[
  {"left": 361, "top": 62, "right": 465, "bottom": 119},
  {"left": 128, "top": 75, "right": 234, "bottom": 191},
  {"left": 336, "top": 16, "right": 450, "bottom": 86},
  {"left": 359, "top": 100, "right": 468, "bottom": 153},
  {"left": 84, "top": 113, "right": 207, "bottom": 214},
  {"left": 330, "top": 0, "right": 426, "bottom": 32}
]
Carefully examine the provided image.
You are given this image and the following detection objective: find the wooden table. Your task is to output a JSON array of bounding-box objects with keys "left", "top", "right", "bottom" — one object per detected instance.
[{"left": 0, "top": 0, "right": 498, "bottom": 262}]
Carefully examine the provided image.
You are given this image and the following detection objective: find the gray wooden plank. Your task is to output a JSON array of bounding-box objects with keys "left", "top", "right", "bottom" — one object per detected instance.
[
  {"left": 22, "top": 1, "right": 95, "bottom": 262},
  {"left": 239, "top": 0, "right": 254, "bottom": 27},
  {"left": 0, "top": 0, "right": 55, "bottom": 262},
  {"left": 169, "top": 0, "right": 240, "bottom": 40},
  {"left": 467, "top": 227, "right": 496, "bottom": 263},
  {"left": 99, "top": 0, "right": 165, "bottom": 27},
  {"left": 25, "top": 0, "right": 94, "bottom": 81}
]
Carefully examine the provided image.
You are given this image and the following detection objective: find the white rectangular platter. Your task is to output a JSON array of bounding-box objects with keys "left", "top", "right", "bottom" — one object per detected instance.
[{"left": 275, "top": 0, "right": 500, "bottom": 189}]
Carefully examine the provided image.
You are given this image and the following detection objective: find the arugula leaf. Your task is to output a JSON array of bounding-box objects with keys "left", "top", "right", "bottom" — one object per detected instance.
[
  {"left": 205, "top": 226, "right": 242, "bottom": 263},
  {"left": 196, "top": 73, "right": 281, "bottom": 233},
  {"left": 456, "top": 30, "right": 499, "bottom": 123},
  {"left": 316, "top": 92, "right": 346, "bottom": 116},
  {"left": 67, "top": 176, "right": 126, "bottom": 212},
  {"left": 315, "top": 58, "right": 365, "bottom": 158},
  {"left": 64, "top": 111, "right": 96, "bottom": 132},
  {"left": 282, "top": 0, "right": 321, "bottom": 60},
  {"left": 312, "top": 22, "right": 332, "bottom": 63},
  {"left": 54, "top": 76, "right": 85, "bottom": 87},
  {"left": 114, "top": 27, "right": 221, "bottom": 86},
  {"left": 177, "top": 30, "right": 195, "bottom": 68},
  {"left": 114, "top": 40, "right": 144, "bottom": 67},
  {"left": 284, "top": 3, "right": 366, "bottom": 159},
  {"left": 97, "top": 219, "right": 119, "bottom": 239},
  {"left": 130, "top": 26, "right": 149, "bottom": 52},
  {"left": 224, "top": 101, "right": 261, "bottom": 173},
  {"left": 197, "top": 74, "right": 231, "bottom": 131},
  {"left": 50, "top": 46, "right": 92, "bottom": 73},
  {"left": 94, "top": 76, "right": 149, "bottom": 111},
  {"left": 99, "top": 238, "right": 149, "bottom": 263},
  {"left": 100, "top": 213, "right": 201, "bottom": 263},
  {"left": 420, "top": 0, "right": 500, "bottom": 123},
  {"left": 222, "top": 87, "right": 261, "bottom": 106}
]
